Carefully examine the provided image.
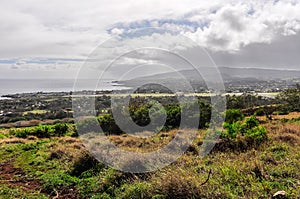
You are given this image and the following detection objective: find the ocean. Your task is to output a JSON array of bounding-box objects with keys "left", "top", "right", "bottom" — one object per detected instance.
[{"left": 0, "top": 79, "right": 129, "bottom": 97}]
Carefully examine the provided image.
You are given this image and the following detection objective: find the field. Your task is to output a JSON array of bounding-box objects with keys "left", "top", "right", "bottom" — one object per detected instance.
[{"left": 0, "top": 119, "right": 299, "bottom": 198}]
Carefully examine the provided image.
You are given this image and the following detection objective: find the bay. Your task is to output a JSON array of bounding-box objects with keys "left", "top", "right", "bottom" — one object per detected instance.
[{"left": 0, "top": 79, "right": 129, "bottom": 97}]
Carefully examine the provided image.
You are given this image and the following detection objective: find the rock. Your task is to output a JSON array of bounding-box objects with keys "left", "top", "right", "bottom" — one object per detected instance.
[{"left": 272, "top": 191, "right": 286, "bottom": 199}]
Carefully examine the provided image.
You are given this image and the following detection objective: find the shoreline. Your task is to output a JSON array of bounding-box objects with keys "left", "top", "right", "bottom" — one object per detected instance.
[{"left": 1, "top": 91, "right": 280, "bottom": 99}]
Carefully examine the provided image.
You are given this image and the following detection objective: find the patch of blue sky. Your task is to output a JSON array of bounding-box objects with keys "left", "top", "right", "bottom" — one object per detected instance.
[
  {"left": 247, "top": 7, "right": 255, "bottom": 16},
  {"left": 41, "top": 58, "right": 86, "bottom": 62},
  {"left": 0, "top": 59, "right": 19, "bottom": 64},
  {"left": 108, "top": 19, "right": 209, "bottom": 38},
  {"left": 120, "top": 28, "right": 171, "bottom": 39},
  {"left": 0, "top": 58, "right": 87, "bottom": 65}
]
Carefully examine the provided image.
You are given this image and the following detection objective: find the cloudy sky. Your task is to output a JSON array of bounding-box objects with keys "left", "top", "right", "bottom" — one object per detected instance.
[{"left": 1, "top": 0, "right": 300, "bottom": 79}]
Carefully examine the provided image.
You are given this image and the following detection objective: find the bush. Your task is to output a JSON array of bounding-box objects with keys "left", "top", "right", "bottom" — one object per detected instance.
[
  {"left": 222, "top": 122, "right": 241, "bottom": 139},
  {"left": 35, "top": 125, "right": 53, "bottom": 138},
  {"left": 53, "top": 123, "right": 68, "bottom": 136},
  {"left": 243, "top": 117, "right": 259, "bottom": 131},
  {"left": 225, "top": 109, "right": 244, "bottom": 124},
  {"left": 222, "top": 116, "right": 267, "bottom": 148},
  {"left": 9, "top": 124, "right": 70, "bottom": 138},
  {"left": 244, "top": 126, "right": 267, "bottom": 144},
  {"left": 9, "top": 128, "right": 28, "bottom": 138}
]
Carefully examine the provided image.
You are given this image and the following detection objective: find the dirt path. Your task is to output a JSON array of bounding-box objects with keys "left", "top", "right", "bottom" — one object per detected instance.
[
  {"left": 0, "top": 160, "right": 42, "bottom": 191},
  {"left": 0, "top": 160, "right": 78, "bottom": 199}
]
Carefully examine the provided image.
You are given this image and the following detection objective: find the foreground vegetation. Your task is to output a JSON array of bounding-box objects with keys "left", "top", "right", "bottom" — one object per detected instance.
[{"left": 0, "top": 117, "right": 299, "bottom": 198}]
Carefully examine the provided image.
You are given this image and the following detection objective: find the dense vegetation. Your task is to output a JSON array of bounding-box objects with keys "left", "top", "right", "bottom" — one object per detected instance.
[
  {"left": 76, "top": 98, "right": 212, "bottom": 136},
  {"left": 276, "top": 84, "right": 300, "bottom": 113}
]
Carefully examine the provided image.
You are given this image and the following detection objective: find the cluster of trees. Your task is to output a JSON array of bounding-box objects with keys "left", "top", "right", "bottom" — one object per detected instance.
[
  {"left": 276, "top": 84, "right": 300, "bottom": 113},
  {"left": 77, "top": 99, "right": 212, "bottom": 135},
  {"left": 226, "top": 94, "right": 274, "bottom": 109},
  {"left": 225, "top": 85, "right": 300, "bottom": 117}
]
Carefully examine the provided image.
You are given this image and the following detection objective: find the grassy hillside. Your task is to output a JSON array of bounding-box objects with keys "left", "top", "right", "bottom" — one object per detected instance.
[{"left": 0, "top": 119, "right": 299, "bottom": 198}]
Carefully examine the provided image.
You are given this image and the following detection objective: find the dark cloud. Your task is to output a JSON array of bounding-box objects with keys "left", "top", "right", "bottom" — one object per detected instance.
[{"left": 211, "top": 33, "right": 300, "bottom": 69}]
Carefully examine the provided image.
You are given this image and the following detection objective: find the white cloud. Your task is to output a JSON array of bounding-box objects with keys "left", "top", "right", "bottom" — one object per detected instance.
[
  {"left": 183, "top": 1, "right": 300, "bottom": 52},
  {"left": 1, "top": 0, "right": 300, "bottom": 79}
]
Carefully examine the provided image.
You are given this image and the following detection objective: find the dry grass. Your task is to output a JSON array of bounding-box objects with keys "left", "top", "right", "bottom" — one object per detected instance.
[
  {"left": 0, "top": 138, "right": 27, "bottom": 144},
  {"left": 263, "top": 121, "right": 300, "bottom": 147},
  {"left": 256, "top": 112, "right": 300, "bottom": 122},
  {"left": 0, "top": 129, "right": 10, "bottom": 135},
  {"left": 264, "top": 122, "right": 300, "bottom": 145},
  {"left": 49, "top": 137, "right": 84, "bottom": 161},
  {"left": 273, "top": 112, "right": 300, "bottom": 120},
  {"left": 107, "top": 129, "right": 188, "bottom": 152}
]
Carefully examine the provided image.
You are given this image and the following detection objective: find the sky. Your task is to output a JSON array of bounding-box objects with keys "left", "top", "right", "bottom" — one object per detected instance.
[{"left": 1, "top": 0, "right": 300, "bottom": 79}]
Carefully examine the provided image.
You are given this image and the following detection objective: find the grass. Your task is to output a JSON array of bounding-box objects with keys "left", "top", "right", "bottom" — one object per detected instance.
[
  {"left": 0, "top": 119, "right": 299, "bottom": 198},
  {"left": 23, "top": 110, "right": 48, "bottom": 116},
  {"left": 255, "top": 112, "right": 300, "bottom": 122},
  {"left": 0, "top": 133, "right": 7, "bottom": 139},
  {"left": 0, "top": 184, "right": 48, "bottom": 199}
]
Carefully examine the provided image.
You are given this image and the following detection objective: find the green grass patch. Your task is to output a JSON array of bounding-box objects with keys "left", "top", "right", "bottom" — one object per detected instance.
[
  {"left": 0, "top": 133, "right": 7, "bottom": 139},
  {"left": 9, "top": 123, "right": 73, "bottom": 138},
  {"left": 0, "top": 184, "right": 48, "bottom": 199}
]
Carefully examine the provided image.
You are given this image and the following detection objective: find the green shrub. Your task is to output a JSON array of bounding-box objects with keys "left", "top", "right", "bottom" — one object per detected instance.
[
  {"left": 0, "top": 133, "right": 6, "bottom": 139},
  {"left": 244, "top": 126, "right": 267, "bottom": 144},
  {"left": 53, "top": 123, "right": 68, "bottom": 136},
  {"left": 9, "top": 128, "right": 33, "bottom": 138},
  {"left": 222, "top": 116, "right": 267, "bottom": 147},
  {"left": 222, "top": 122, "right": 241, "bottom": 139},
  {"left": 35, "top": 125, "right": 53, "bottom": 138},
  {"left": 244, "top": 117, "right": 259, "bottom": 130},
  {"left": 225, "top": 109, "right": 244, "bottom": 124},
  {"left": 9, "top": 124, "right": 70, "bottom": 138}
]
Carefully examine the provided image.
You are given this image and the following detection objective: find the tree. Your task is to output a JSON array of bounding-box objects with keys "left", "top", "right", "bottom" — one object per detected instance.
[
  {"left": 277, "top": 85, "right": 300, "bottom": 112},
  {"left": 225, "top": 109, "right": 244, "bottom": 124}
]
